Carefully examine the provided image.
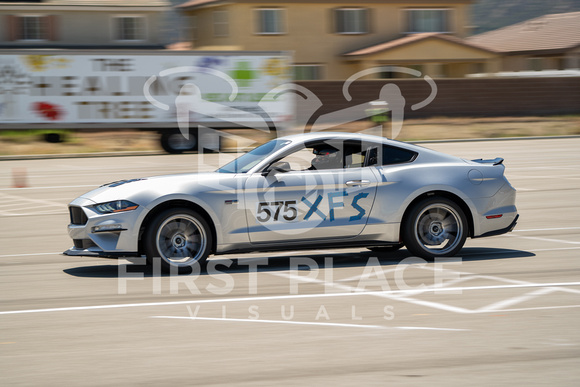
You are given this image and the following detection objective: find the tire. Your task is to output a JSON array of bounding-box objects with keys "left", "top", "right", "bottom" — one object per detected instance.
[
  {"left": 160, "top": 130, "right": 197, "bottom": 154},
  {"left": 44, "top": 132, "right": 63, "bottom": 143},
  {"left": 402, "top": 196, "right": 468, "bottom": 259},
  {"left": 144, "top": 208, "right": 212, "bottom": 274},
  {"left": 367, "top": 244, "right": 404, "bottom": 253}
]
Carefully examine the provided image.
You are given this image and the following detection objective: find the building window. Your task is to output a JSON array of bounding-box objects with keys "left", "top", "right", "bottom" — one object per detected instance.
[
  {"left": 115, "top": 16, "right": 146, "bottom": 41},
  {"left": 6, "top": 15, "right": 58, "bottom": 41},
  {"left": 380, "top": 65, "right": 423, "bottom": 78},
  {"left": 334, "top": 8, "right": 369, "bottom": 34},
  {"left": 406, "top": 9, "right": 450, "bottom": 33},
  {"left": 255, "top": 8, "right": 286, "bottom": 34},
  {"left": 293, "top": 65, "right": 323, "bottom": 80},
  {"left": 213, "top": 11, "right": 228, "bottom": 37},
  {"left": 472, "top": 62, "right": 486, "bottom": 74},
  {"left": 527, "top": 58, "right": 544, "bottom": 71},
  {"left": 20, "top": 15, "right": 48, "bottom": 40}
]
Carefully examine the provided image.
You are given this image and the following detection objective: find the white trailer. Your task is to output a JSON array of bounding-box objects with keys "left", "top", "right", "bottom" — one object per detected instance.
[{"left": 0, "top": 49, "right": 294, "bottom": 153}]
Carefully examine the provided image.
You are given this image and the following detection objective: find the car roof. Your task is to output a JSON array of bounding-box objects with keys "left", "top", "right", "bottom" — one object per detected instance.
[
  {"left": 275, "top": 132, "right": 461, "bottom": 163},
  {"left": 278, "top": 132, "right": 420, "bottom": 152}
]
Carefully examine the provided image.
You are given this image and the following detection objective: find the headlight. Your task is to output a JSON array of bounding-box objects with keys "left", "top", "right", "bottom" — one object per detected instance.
[{"left": 93, "top": 200, "right": 139, "bottom": 214}]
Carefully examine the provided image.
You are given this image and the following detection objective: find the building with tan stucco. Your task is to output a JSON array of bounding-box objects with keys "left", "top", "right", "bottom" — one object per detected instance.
[{"left": 177, "top": 0, "right": 500, "bottom": 79}]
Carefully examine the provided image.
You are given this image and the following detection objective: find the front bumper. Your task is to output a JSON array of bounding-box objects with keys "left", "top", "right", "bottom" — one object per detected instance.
[
  {"left": 63, "top": 246, "right": 139, "bottom": 258},
  {"left": 65, "top": 197, "right": 143, "bottom": 256}
]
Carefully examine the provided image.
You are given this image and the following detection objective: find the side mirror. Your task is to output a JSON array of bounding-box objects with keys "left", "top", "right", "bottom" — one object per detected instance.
[{"left": 263, "top": 161, "right": 291, "bottom": 176}]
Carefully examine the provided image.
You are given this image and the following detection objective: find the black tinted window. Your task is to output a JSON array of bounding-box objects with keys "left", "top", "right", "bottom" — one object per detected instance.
[{"left": 382, "top": 145, "right": 417, "bottom": 165}]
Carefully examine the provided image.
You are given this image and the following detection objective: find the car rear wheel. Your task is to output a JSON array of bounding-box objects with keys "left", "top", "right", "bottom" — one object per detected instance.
[
  {"left": 402, "top": 197, "right": 467, "bottom": 259},
  {"left": 144, "top": 208, "right": 212, "bottom": 274}
]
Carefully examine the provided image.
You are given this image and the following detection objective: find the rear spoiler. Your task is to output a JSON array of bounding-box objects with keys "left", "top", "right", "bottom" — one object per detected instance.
[{"left": 472, "top": 157, "right": 504, "bottom": 166}]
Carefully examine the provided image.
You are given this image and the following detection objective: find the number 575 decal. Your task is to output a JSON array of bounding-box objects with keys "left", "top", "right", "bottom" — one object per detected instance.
[
  {"left": 256, "top": 201, "right": 298, "bottom": 222},
  {"left": 255, "top": 191, "right": 369, "bottom": 223}
]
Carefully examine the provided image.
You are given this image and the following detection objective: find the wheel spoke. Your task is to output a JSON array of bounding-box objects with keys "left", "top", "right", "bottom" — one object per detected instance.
[
  {"left": 412, "top": 202, "right": 464, "bottom": 255},
  {"left": 155, "top": 214, "right": 208, "bottom": 265}
]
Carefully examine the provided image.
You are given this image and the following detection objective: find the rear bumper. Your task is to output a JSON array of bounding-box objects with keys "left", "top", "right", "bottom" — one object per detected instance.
[{"left": 473, "top": 214, "right": 519, "bottom": 239}]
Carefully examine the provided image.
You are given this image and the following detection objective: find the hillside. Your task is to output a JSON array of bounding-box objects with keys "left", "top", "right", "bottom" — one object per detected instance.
[{"left": 471, "top": 0, "right": 580, "bottom": 34}]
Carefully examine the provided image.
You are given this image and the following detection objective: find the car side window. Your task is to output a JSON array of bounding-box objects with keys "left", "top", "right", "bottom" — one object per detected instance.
[
  {"left": 365, "top": 147, "right": 379, "bottom": 166},
  {"left": 345, "top": 149, "right": 366, "bottom": 168},
  {"left": 382, "top": 145, "right": 417, "bottom": 165},
  {"left": 270, "top": 140, "right": 415, "bottom": 172},
  {"left": 276, "top": 148, "right": 313, "bottom": 171}
]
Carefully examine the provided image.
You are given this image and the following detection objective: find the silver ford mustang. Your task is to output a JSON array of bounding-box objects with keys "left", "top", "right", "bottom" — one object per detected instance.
[{"left": 65, "top": 132, "right": 518, "bottom": 272}]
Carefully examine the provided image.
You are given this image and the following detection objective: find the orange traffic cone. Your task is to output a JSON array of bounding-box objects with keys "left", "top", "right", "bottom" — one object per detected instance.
[{"left": 12, "top": 167, "right": 28, "bottom": 188}]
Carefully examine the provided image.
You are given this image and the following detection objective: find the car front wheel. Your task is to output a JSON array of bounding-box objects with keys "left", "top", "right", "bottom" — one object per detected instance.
[
  {"left": 402, "top": 197, "right": 467, "bottom": 259},
  {"left": 144, "top": 208, "right": 212, "bottom": 274}
]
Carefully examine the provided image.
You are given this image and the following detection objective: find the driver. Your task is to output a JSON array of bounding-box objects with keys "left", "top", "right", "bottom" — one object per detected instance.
[{"left": 309, "top": 147, "right": 342, "bottom": 170}]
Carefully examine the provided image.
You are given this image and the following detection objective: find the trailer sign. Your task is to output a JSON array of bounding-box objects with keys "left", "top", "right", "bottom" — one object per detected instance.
[{"left": 0, "top": 52, "right": 293, "bottom": 128}]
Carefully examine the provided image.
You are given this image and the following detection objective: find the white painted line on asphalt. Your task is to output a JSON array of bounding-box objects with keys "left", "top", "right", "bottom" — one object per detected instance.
[
  {"left": 0, "top": 185, "right": 97, "bottom": 191},
  {"left": 2, "top": 281, "right": 580, "bottom": 316},
  {"left": 149, "top": 315, "right": 469, "bottom": 331},
  {"left": 0, "top": 192, "right": 68, "bottom": 206},
  {"left": 458, "top": 246, "right": 580, "bottom": 256},
  {"left": 0, "top": 292, "right": 388, "bottom": 316},
  {"left": 476, "top": 288, "right": 556, "bottom": 312},
  {"left": 513, "top": 227, "right": 580, "bottom": 233},
  {"left": 150, "top": 315, "right": 387, "bottom": 330},
  {"left": 0, "top": 211, "right": 67, "bottom": 216},
  {"left": 492, "top": 305, "right": 580, "bottom": 313},
  {"left": 274, "top": 268, "right": 580, "bottom": 314},
  {"left": 527, "top": 247, "right": 580, "bottom": 252},
  {"left": 508, "top": 174, "right": 580, "bottom": 179},
  {"left": 507, "top": 234, "right": 580, "bottom": 245},
  {"left": 0, "top": 199, "right": 29, "bottom": 207},
  {"left": 418, "top": 268, "right": 580, "bottom": 295},
  {"left": 0, "top": 252, "right": 63, "bottom": 258}
]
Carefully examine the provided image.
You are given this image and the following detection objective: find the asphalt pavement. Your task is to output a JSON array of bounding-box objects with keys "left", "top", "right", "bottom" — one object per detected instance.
[{"left": 1, "top": 138, "right": 579, "bottom": 386}]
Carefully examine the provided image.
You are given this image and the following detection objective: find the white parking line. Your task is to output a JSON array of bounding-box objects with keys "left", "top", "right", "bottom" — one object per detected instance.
[
  {"left": 0, "top": 252, "right": 63, "bottom": 258},
  {"left": 150, "top": 315, "right": 469, "bottom": 331},
  {"left": 507, "top": 234, "right": 580, "bottom": 245},
  {"left": 492, "top": 305, "right": 580, "bottom": 313},
  {"left": 0, "top": 184, "right": 96, "bottom": 191},
  {"left": 272, "top": 268, "right": 580, "bottom": 315},
  {"left": 0, "top": 192, "right": 68, "bottom": 216},
  {"left": 2, "top": 282, "right": 579, "bottom": 316},
  {"left": 527, "top": 247, "right": 580, "bottom": 252},
  {"left": 0, "top": 210, "right": 68, "bottom": 216},
  {"left": 514, "top": 227, "right": 580, "bottom": 233},
  {"left": 477, "top": 287, "right": 556, "bottom": 312}
]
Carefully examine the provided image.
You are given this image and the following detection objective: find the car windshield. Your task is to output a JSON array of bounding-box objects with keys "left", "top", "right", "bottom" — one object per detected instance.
[{"left": 217, "top": 138, "right": 292, "bottom": 173}]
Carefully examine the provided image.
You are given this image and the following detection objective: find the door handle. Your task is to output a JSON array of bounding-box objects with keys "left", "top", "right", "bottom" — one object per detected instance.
[{"left": 345, "top": 180, "right": 370, "bottom": 187}]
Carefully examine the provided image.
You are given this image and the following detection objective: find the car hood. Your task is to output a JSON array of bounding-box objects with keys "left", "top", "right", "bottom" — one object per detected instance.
[{"left": 77, "top": 172, "right": 239, "bottom": 205}]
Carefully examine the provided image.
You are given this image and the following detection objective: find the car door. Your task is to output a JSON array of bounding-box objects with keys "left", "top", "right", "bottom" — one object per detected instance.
[{"left": 243, "top": 141, "right": 379, "bottom": 244}]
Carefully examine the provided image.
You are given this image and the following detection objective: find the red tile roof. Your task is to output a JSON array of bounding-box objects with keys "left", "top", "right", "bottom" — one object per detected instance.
[
  {"left": 468, "top": 11, "right": 580, "bottom": 54},
  {"left": 343, "top": 33, "right": 496, "bottom": 57},
  {"left": 177, "top": 0, "right": 222, "bottom": 9}
]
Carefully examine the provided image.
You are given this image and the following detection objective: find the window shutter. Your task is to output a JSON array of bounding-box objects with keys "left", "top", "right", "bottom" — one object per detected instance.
[
  {"left": 7, "top": 15, "right": 20, "bottom": 41},
  {"left": 47, "top": 15, "right": 58, "bottom": 41}
]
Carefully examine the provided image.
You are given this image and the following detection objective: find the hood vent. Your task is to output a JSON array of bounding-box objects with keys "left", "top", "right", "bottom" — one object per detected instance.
[{"left": 102, "top": 178, "right": 147, "bottom": 188}]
